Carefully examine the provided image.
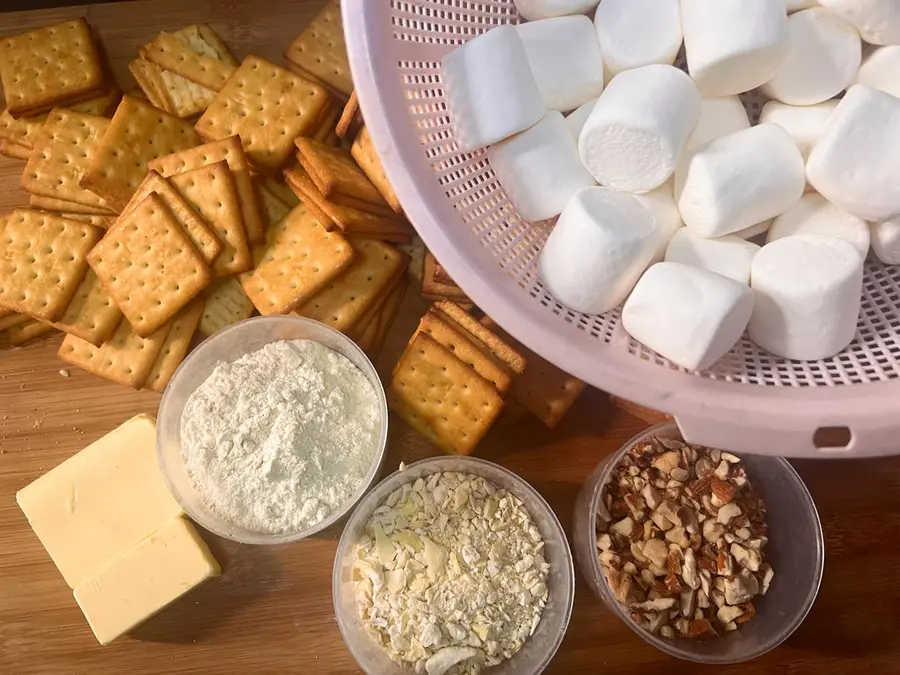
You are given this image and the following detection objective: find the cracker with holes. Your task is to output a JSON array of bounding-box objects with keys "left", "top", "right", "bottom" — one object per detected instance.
[
  {"left": 195, "top": 55, "right": 329, "bottom": 171},
  {"left": 0, "top": 210, "right": 102, "bottom": 321},
  {"left": 423, "top": 252, "right": 470, "bottom": 302},
  {"left": 0, "top": 19, "right": 105, "bottom": 117},
  {"left": 21, "top": 109, "right": 112, "bottom": 211},
  {"left": 140, "top": 25, "right": 237, "bottom": 93},
  {"left": 80, "top": 95, "right": 200, "bottom": 211},
  {"left": 284, "top": 0, "right": 353, "bottom": 98},
  {"left": 436, "top": 300, "right": 527, "bottom": 375},
  {"left": 47, "top": 270, "right": 121, "bottom": 346},
  {"left": 144, "top": 300, "right": 204, "bottom": 393},
  {"left": 122, "top": 171, "right": 223, "bottom": 265},
  {"left": 199, "top": 277, "right": 255, "bottom": 336},
  {"left": 149, "top": 136, "right": 264, "bottom": 245},
  {"left": 129, "top": 57, "right": 216, "bottom": 119},
  {"left": 389, "top": 333, "right": 504, "bottom": 456},
  {"left": 169, "top": 161, "right": 252, "bottom": 276},
  {"left": 295, "top": 238, "right": 407, "bottom": 333},
  {"left": 352, "top": 126, "right": 403, "bottom": 214},
  {"left": 295, "top": 137, "right": 392, "bottom": 211},
  {"left": 88, "top": 193, "right": 212, "bottom": 337},
  {"left": 58, "top": 318, "right": 172, "bottom": 388},
  {"left": 240, "top": 204, "right": 355, "bottom": 315},
  {"left": 7, "top": 319, "right": 56, "bottom": 346}
]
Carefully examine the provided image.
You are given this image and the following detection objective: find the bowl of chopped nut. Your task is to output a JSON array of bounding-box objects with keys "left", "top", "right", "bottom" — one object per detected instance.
[
  {"left": 572, "top": 423, "right": 824, "bottom": 663},
  {"left": 333, "top": 456, "right": 575, "bottom": 675}
]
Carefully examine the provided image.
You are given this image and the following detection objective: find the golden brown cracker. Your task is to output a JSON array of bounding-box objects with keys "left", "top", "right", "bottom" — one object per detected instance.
[
  {"left": 47, "top": 269, "right": 121, "bottom": 346},
  {"left": 29, "top": 194, "right": 115, "bottom": 216},
  {"left": 240, "top": 204, "right": 355, "bottom": 315},
  {"left": 80, "top": 95, "right": 201, "bottom": 211},
  {"left": 284, "top": 0, "right": 353, "bottom": 98},
  {"left": 0, "top": 19, "right": 104, "bottom": 117},
  {"left": 368, "top": 275, "right": 409, "bottom": 357},
  {"left": 352, "top": 126, "right": 403, "bottom": 213},
  {"left": 195, "top": 55, "right": 329, "bottom": 171},
  {"left": 295, "top": 238, "right": 406, "bottom": 333},
  {"left": 7, "top": 319, "right": 56, "bottom": 346},
  {"left": 88, "top": 193, "right": 212, "bottom": 337},
  {"left": 423, "top": 252, "right": 469, "bottom": 302},
  {"left": 335, "top": 91, "right": 362, "bottom": 140},
  {"left": 170, "top": 161, "right": 252, "bottom": 276},
  {"left": 389, "top": 333, "right": 504, "bottom": 456},
  {"left": 0, "top": 312, "right": 30, "bottom": 332},
  {"left": 0, "top": 138, "right": 31, "bottom": 160},
  {"left": 22, "top": 108, "right": 112, "bottom": 210},
  {"left": 149, "top": 136, "right": 264, "bottom": 245},
  {"left": 141, "top": 30, "right": 236, "bottom": 92},
  {"left": 0, "top": 210, "right": 102, "bottom": 321},
  {"left": 144, "top": 300, "right": 204, "bottom": 393},
  {"left": 413, "top": 310, "right": 513, "bottom": 395},
  {"left": 436, "top": 301, "right": 527, "bottom": 375},
  {"left": 199, "top": 276, "right": 255, "bottom": 336},
  {"left": 122, "top": 171, "right": 223, "bottom": 265},
  {"left": 56, "top": 214, "right": 114, "bottom": 228},
  {"left": 129, "top": 57, "right": 171, "bottom": 111},
  {"left": 130, "top": 57, "right": 215, "bottom": 118},
  {"left": 58, "top": 318, "right": 172, "bottom": 389},
  {"left": 295, "top": 137, "right": 386, "bottom": 206}
]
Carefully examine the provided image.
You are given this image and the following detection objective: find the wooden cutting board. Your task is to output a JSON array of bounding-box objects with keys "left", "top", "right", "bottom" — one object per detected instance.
[{"left": 2, "top": 2, "right": 900, "bottom": 674}]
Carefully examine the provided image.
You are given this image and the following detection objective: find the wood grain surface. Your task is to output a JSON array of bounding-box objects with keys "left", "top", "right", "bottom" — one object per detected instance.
[{"left": 2, "top": 2, "right": 900, "bottom": 674}]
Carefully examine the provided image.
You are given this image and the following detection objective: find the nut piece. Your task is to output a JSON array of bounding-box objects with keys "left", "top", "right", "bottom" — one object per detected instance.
[
  {"left": 716, "top": 502, "right": 741, "bottom": 525},
  {"left": 643, "top": 538, "right": 668, "bottom": 568},
  {"left": 652, "top": 451, "right": 681, "bottom": 474},
  {"left": 717, "top": 605, "right": 744, "bottom": 625}
]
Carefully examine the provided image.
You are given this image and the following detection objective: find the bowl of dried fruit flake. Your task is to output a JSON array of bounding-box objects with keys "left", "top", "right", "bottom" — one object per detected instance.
[
  {"left": 572, "top": 423, "right": 824, "bottom": 664},
  {"left": 333, "top": 456, "right": 574, "bottom": 675}
]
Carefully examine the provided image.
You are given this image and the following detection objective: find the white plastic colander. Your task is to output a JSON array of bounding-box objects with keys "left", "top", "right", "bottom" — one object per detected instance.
[{"left": 343, "top": 0, "right": 900, "bottom": 458}]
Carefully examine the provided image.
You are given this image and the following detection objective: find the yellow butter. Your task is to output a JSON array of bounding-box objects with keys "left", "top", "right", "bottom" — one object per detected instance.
[
  {"left": 74, "top": 517, "right": 220, "bottom": 645},
  {"left": 16, "top": 414, "right": 184, "bottom": 589}
]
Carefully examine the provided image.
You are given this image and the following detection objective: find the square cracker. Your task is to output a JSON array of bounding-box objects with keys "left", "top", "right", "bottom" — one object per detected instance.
[
  {"left": 196, "top": 55, "right": 329, "bottom": 171},
  {"left": 389, "top": 333, "right": 504, "bottom": 456},
  {"left": 58, "top": 318, "right": 172, "bottom": 389},
  {"left": 80, "top": 95, "right": 200, "bottom": 212},
  {"left": 284, "top": 0, "right": 353, "bottom": 98},
  {"left": 22, "top": 108, "right": 112, "bottom": 210},
  {"left": 170, "top": 161, "right": 252, "bottom": 276},
  {"left": 436, "top": 300, "right": 527, "bottom": 375},
  {"left": 295, "top": 137, "right": 387, "bottom": 207},
  {"left": 129, "top": 57, "right": 215, "bottom": 119},
  {"left": 144, "top": 300, "right": 204, "bottom": 393},
  {"left": 88, "top": 193, "right": 212, "bottom": 337},
  {"left": 413, "top": 310, "right": 513, "bottom": 395},
  {"left": 0, "top": 138, "right": 31, "bottom": 160},
  {"left": 8, "top": 319, "right": 56, "bottom": 346},
  {"left": 0, "top": 19, "right": 104, "bottom": 117},
  {"left": 121, "top": 171, "right": 222, "bottom": 265},
  {"left": 0, "top": 210, "right": 102, "bottom": 321},
  {"left": 47, "top": 269, "right": 121, "bottom": 345},
  {"left": 481, "top": 317, "right": 585, "bottom": 428},
  {"left": 199, "top": 277, "right": 254, "bottom": 336},
  {"left": 128, "top": 57, "right": 170, "bottom": 110},
  {"left": 140, "top": 27, "right": 236, "bottom": 92},
  {"left": 240, "top": 204, "right": 355, "bottom": 315},
  {"left": 295, "top": 238, "right": 407, "bottom": 333},
  {"left": 352, "top": 126, "right": 403, "bottom": 214},
  {"left": 29, "top": 194, "right": 115, "bottom": 216},
  {"left": 149, "top": 136, "right": 264, "bottom": 245}
]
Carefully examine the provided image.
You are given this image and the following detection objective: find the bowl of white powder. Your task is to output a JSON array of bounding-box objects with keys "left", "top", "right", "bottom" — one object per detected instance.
[{"left": 156, "top": 315, "right": 389, "bottom": 544}]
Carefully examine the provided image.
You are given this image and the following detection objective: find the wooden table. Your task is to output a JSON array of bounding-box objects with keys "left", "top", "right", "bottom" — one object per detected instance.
[{"left": 2, "top": 1, "right": 900, "bottom": 673}]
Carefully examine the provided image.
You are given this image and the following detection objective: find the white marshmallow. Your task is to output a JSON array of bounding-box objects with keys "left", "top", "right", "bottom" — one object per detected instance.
[
  {"left": 622, "top": 262, "right": 754, "bottom": 371},
  {"left": 488, "top": 112, "right": 596, "bottom": 222},
  {"left": 749, "top": 234, "right": 863, "bottom": 360},
  {"left": 787, "top": 0, "right": 819, "bottom": 12},
  {"left": 818, "top": 0, "right": 900, "bottom": 46},
  {"left": 540, "top": 187, "right": 660, "bottom": 314},
  {"left": 565, "top": 98, "right": 597, "bottom": 141},
  {"left": 665, "top": 229, "right": 760, "bottom": 284},
  {"left": 768, "top": 193, "right": 870, "bottom": 258},
  {"left": 514, "top": 0, "right": 600, "bottom": 21},
  {"left": 442, "top": 26, "right": 545, "bottom": 152},
  {"left": 632, "top": 179, "right": 683, "bottom": 260},
  {"left": 732, "top": 221, "right": 774, "bottom": 241},
  {"left": 807, "top": 85, "right": 900, "bottom": 222},
  {"left": 579, "top": 65, "right": 700, "bottom": 193},
  {"left": 593, "top": 0, "right": 682, "bottom": 77},
  {"left": 685, "top": 96, "right": 751, "bottom": 153},
  {"left": 761, "top": 8, "right": 861, "bottom": 106},
  {"left": 855, "top": 46, "right": 900, "bottom": 100},
  {"left": 682, "top": 0, "right": 790, "bottom": 97},
  {"left": 518, "top": 16, "right": 605, "bottom": 112},
  {"left": 759, "top": 100, "right": 838, "bottom": 161},
  {"left": 871, "top": 219, "right": 900, "bottom": 264},
  {"left": 677, "top": 125, "right": 806, "bottom": 238}
]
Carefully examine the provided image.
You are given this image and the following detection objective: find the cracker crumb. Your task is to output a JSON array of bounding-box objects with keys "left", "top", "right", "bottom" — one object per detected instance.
[{"left": 59, "top": 369, "right": 70, "bottom": 378}]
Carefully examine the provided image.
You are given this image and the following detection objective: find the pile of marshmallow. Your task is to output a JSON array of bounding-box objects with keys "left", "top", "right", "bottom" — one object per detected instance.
[{"left": 441, "top": 0, "right": 900, "bottom": 371}]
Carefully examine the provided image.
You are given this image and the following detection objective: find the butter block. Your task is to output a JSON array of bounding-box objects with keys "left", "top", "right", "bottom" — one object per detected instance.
[
  {"left": 16, "top": 414, "right": 184, "bottom": 589},
  {"left": 75, "top": 517, "right": 220, "bottom": 645}
]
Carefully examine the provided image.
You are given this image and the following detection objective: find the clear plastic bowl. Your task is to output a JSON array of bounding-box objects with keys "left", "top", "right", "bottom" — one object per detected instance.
[
  {"left": 156, "top": 316, "right": 389, "bottom": 545},
  {"left": 572, "top": 423, "right": 824, "bottom": 664},
  {"left": 333, "top": 456, "right": 575, "bottom": 674}
]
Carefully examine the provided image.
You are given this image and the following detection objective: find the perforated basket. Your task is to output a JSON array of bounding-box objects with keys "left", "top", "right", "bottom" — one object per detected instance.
[{"left": 343, "top": 0, "right": 900, "bottom": 458}]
